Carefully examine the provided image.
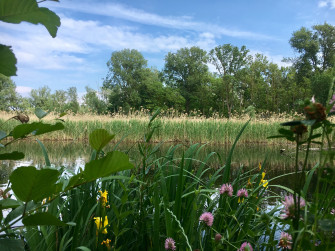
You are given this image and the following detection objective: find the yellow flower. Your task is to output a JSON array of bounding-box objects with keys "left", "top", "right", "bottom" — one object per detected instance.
[
  {"left": 259, "top": 162, "right": 262, "bottom": 170},
  {"left": 99, "top": 190, "right": 108, "bottom": 206},
  {"left": 94, "top": 216, "right": 108, "bottom": 234},
  {"left": 238, "top": 197, "right": 244, "bottom": 203},
  {"left": 259, "top": 172, "right": 268, "bottom": 188},
  {"left": 101, "top": 238, "right": 111, "bottom": 246}
]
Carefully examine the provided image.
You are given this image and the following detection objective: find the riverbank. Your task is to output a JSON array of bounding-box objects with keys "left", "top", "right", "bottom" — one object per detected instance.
[{"left": 0, "top": 111, "right": 306, "bottom": 144}]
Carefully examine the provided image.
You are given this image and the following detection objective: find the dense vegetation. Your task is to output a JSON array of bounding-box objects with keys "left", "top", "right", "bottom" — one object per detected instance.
[
  {"left": 2, "top": 21, "right": 335, "bottom": 117},
  {"left": 2, "top": 1, "right": 335, "bottom": 251}
]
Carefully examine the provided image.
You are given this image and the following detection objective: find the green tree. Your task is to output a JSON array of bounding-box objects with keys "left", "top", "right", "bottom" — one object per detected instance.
[
  {"left": 51, "top": 90, "right": 67, "bottom": 113},
  {"left": 209, "top": 44, "right": 250, "bottom": 117},
  {"left": 103, "top": 49, "right": 147, "bottom": 112},
  {"left": 83, "top": 86, "right": 107, "bottom": 114},
  {"left": 66, "top": 87, "right": 79, "bottom": 113},
  {"left": 163, "top": 46, "right": 209, "bottom": 113},
  {"left": 29, "top": 86, "right": 52, "bottom": 111},
  {"left": 0, "top": 74, "right": 21, "bottom": 111}
]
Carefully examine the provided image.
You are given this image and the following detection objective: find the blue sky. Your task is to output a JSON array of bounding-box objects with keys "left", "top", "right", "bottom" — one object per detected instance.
[{"left": 1, "top": 0, "right": 335, "bottom": 98}]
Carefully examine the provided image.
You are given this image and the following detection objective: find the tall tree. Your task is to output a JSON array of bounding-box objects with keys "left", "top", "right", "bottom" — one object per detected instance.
[
  {"left": 51, "top": 90, "right": 67, "bottom": 113},
  {"left": 209, "top": 44, "right": 250, "bottom": 117},
  {"left": 29, "top": 86, "right": 52, "bottom": 111},
  {"left": 163, "top": 46, "right": 209, "bottom": 113},
  {"left": 83, "top": 86, "right": 107, "bottom": 114},
  {"left": 66, "top": 87, "right": 79, "bottom": 113},
  {"left": 103, "top": 49, "right": 147, "bottom": 112},
  {"left": 0, "top": 74, "right": 21, "bottom": 111}
]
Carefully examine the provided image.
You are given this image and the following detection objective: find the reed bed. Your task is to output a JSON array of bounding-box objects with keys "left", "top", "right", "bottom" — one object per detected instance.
[{"left": 0, "top": 110, "right": 326, "bottom": 144}]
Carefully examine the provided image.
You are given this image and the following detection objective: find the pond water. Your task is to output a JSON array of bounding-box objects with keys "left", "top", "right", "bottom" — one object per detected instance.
[{"left": 0, "top": 140, "right": 319, "bottom": 194}]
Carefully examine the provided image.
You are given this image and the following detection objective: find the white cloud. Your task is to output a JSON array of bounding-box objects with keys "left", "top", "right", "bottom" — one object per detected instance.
[
  {"left": 318, "top": 0, "right": 335, "bottom": 8},
  {"left": 16, "top": 86, "right": 32, "bottom": 96},
  {"left": 50, "top": 1, "right": 273, "bottom": 40}
]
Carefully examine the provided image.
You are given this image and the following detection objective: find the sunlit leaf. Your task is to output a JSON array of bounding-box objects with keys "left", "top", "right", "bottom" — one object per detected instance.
[
  {"left": 10, "top": 166, "right": 60, "bottom": 202},
  {"left": 83, "top": 151, "right": 133, "bottom": 181},
  {"left": 89, "top": 129, "right": 115, "bottom": 152}
]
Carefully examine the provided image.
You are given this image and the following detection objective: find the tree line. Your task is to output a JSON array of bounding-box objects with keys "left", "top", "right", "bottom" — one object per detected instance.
[{"left": 2, "top": 23, "right": 335, "bottom": 117}]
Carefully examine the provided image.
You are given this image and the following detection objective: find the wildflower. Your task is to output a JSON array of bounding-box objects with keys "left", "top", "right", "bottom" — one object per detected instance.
[
  {"left": 304, "top": 103, "right": 326, "bottom": 122},
  {"left": 290, "top": 124, "right": 308, "bottom": 136},
  {"left": 259, "top": 172, "right": 268, "bottom": 188},
  {"left": 99, "top": 190, "right": 108, "bottom": 206},
  {"left": 278, "top": 232, "right": 292, "bottom": 249},
  {"left": 199, "top": 212, "right": 214, "bottom": 227},
  {"left": 259, "top": 162, "right": 262, "bottom": 170},
  {"left": 247, "top": 178, "right": 253, "bottom": 188},
  {"left": 238, "top": 242, "right": 253, "bottom": 251},
  {"left": 237, "top": 189, "right": 248, "bottom": 203},
  {"left": 215, "top": 233, "right": 222, "bottom": 242},
  {"left": 280, "top": 195, "right": 305, "bottom": 219},
  {"left": 220, "top": 183, "right": 233, "bottom": 197},
  {"left": 165, "top": 237, "right": 176, "bottom": 250},
  {"left": 331, "top": 208, "right": 335, "bottom": 215},
  {"left": 94, "top": 216, "right": 108, "bottom": 234},
  {"left": 101, "top": 238, "right": 111, "bottom": 248}
]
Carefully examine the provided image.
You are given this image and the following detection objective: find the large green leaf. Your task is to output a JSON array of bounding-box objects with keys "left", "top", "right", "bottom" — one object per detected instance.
[
  {"left": 0, "top": 151, "right": 24, "bottom": 160},
  {"left": 89, "top": 129, "right": 115, "bottom": 152},
  {"left": 0, "top": 239, "right": 24, "bottom": 251},
  {"left": 0, "top": 44, "right": 17, "bottom": 76},
  {"left": 0, "top": 0, "right": 61, "bottom": 38},
  {"left": 23, "top": 212, "right": 66, "bottom": 226},
  {"left": 12, "top": 122, "right": 64, "bottom": 139},
  {"left": 0, "top": 198, "right": 21, "bottom": 209},
  {"left": 10, "top": 166, "right": 60, "bottom": 202},
  {"left": 83, "top": 151, "right": 133, "bottom": 181}
]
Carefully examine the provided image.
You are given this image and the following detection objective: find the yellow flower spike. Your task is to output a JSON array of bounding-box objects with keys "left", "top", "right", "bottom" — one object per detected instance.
[
  {"left": 94, "top": 216, "right": 108, "bottom": 234},
  {"left": 261, "top": 172, "right": 266, "bottom": 180},
  {"left": 99, "top": 190, "right": 108, "bottom": 206},
  {"left": 259, "top": 162, "right": 262, "bottom": 170}
]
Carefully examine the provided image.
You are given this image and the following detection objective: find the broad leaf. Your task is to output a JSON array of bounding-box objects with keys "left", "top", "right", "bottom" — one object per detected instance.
[
  {"left": 89, "top": 129, "right": 115, "bottom": 152},
  {"left": 83, "top": 151, "right": 133, "bottom": 181},
  {"left": 34, "top": 108, "right": 49, "bottom": 119},
  {"left": 0, "top": 44, "right": 17, "bottom": 76},
  {"left": 10, "top": 166, "right": 60, "bottom": 202},
  {"left": 0, "top": 0, "right": 61, "bottom": 38},
  {"left": 12, "top": 122, "right": 64, "bottom": 139},
  {"left": 0, "top": 151, "right": 24, "bottom": 160},
  {"left": 0, "top": 239, "right": 24, "bottom": 251},
  {"left": 23, "top": 212, "right": 66, "bottom": 226},
  {"left": 0, "top": 198, "right": 21, "bottom": 209}
]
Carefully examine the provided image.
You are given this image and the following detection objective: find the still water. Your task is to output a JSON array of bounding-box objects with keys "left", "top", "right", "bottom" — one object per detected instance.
[{"left": 0, "top": 140, "right": 319, "bottom": 193}]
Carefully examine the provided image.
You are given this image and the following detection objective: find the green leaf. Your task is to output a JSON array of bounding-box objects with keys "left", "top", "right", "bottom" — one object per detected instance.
[
  {"left": 0, "top": 130, "right": 7, "bottom": 140},
  {"left": 34, "top": 108, "right": 49, "bottom": 119},
  {"left": 278, "top": 128, "right": 294, "bottom": 137},
  {"left": 0, "top": 239, "right": 24, "bottom": 251},
  {"left": 12, "top": 122, "right": 64, "bottom": 139},
  {"left": 0, "top": 198, "right": 21, "bottom": 209},
  {"left": 0, "top": 0, "right": 61, "bottom": 38},
  {"left": 89, "top": 129, "right": 115, "bottom": 152},
  {"left": 83, "top": 151, "right": 133, "bottom": 181},
  {"left": 10, "top": 166, "right": 60, "bottom": 202},
  {"left": 36, "top": 139, "right": 50, "bottom": 166},
  {"left": 0, "top": 151, "right": 24, "bottom": 160},
  {"left": 23, "top": 212, "right": 66, "bottom": 226},
  {"left": 0, "top": 44, "right": 17, "bottom": 76},
  {"left": 301, "top": 120, "right": 316, "bottom": 126},
  {"left": 76, "top": 247, "right": 91, "bottom": 251}
]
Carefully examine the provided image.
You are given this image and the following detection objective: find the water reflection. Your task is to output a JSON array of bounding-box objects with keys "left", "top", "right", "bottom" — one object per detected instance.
[{"left": 0, "top": 140, "right": 319, "bottom": 192}]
